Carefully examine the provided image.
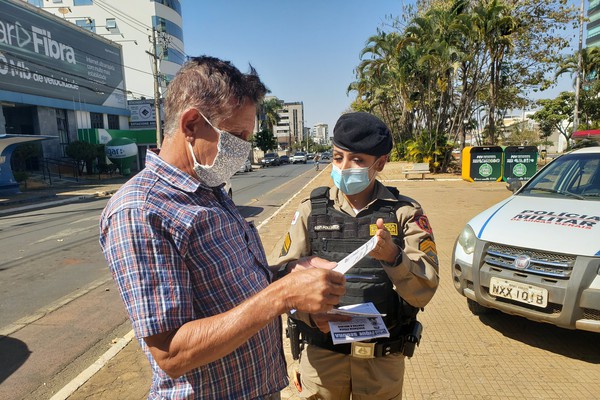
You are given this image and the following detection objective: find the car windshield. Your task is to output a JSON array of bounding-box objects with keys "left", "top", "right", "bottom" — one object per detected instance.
[
  {"left": 519, "top": 152, "right": 600, "bottom": 201},
  {"left": 294, "top": 152, "right": 305, "bottom": 156},
  {"left": 265, "top": 153, "right": 277, "bottom": 158}
]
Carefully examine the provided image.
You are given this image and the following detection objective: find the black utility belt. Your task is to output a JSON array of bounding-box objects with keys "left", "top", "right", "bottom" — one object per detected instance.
[{"left": 308, "top": 336, "right": 404, "bottom": 359}]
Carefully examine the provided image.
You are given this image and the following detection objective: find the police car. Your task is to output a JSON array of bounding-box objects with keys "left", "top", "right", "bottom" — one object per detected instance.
[{"left": 452, "top": 146, "right": 600, "bottom": 333}]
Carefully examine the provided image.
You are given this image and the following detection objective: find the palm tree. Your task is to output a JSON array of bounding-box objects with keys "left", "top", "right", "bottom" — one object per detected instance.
[
  {"left": 258, "top": 97, "right": 282, "bottom": 144},
  {"left": 556, "top": 47, "right": 600, "bottom": 91}
]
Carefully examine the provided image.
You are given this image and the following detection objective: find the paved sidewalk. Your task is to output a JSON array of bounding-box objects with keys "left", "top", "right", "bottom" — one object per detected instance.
[{"left": 5, "top": 163, "right": 600, "bottom": 399}]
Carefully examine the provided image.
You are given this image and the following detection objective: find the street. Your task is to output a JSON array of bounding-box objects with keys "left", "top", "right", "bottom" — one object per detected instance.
[{"left": 0, "top": 162, "right": 316, "bottom": 400}]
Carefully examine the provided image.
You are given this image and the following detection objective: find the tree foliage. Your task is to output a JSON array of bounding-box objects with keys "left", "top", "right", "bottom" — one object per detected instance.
[
  {"left": 531, "top": 91, "right": 574, "bottom": 146},
  {"left": 66, "top": 141, "right": 103, "bottom": 174},
  {"left": 11, "top": 142, "right": 42, "bottom": 172},
  {"left": 349, "top": 0, "right": 577, "bottom": 170},
  {"left": 253, "top": 129, "right": 278, "bottom": 153},
  {"left": 258, "top": 97, "right": 283, "bottom": 134}
]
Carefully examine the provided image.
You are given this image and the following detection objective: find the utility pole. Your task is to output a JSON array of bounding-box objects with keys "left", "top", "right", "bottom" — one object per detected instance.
[
  {"left": 146, "top": 27, "right": 163, "bottom": 148},
  {"left": 305, "top": 124, "right": 309, "bottom": 152},
  {"left": 573, "top": 0, "right": 585, "bottom": 138}
]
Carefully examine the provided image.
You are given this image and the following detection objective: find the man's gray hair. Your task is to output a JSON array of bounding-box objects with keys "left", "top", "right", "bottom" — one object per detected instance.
[{"left": 163, "top": 56, "right": 268, "bottom": 137}]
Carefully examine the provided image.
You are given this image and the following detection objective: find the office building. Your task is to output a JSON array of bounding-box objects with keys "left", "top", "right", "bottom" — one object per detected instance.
[
  {"left": 30, "top": 0, "right": 185, "bottom": 101},
  {"left": 312, "top": 123, "right": 329, "bottom": 145},
  {"left": 1, "top": 0, "right": 129, "bottom": 160},
  {"left": 274, "top": 101, "right": 304, "bottom": 150},
  {"left": 588, "top": 0, "right": 600, "bottom": 47}
]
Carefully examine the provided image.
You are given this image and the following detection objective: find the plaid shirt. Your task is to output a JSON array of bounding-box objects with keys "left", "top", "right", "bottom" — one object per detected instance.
[{"left": 100, "top": 152, "right": 287, "bottom": 399}]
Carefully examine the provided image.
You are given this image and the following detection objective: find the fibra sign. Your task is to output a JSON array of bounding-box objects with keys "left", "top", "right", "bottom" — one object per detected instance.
[
  {"left": 0, "top": 20, "right": 76, "bottom": 64},
  {"left": 0, "top": 0, "right": 125, "bottom": 107},
  {"left": 0, "top": 19, "right": 77, "bottom": 85}
]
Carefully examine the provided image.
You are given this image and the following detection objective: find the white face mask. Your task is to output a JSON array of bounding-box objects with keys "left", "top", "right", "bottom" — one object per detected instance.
[{"left": 188, "top": 113, "right": 251, "bottom": 188}]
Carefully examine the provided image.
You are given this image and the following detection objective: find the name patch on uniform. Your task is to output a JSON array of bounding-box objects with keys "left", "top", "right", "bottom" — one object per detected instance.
[
  {"left": 369, "top": 223, "right": 399, "bottom": 236},
  {"left": 280, "top": 232, "right": 292, "bottom": 257},
  {"left": 415, "top": 215, "right": 433, "bottom": 234},
  {"left": 419, "top": 238, "right": 438, "bottom": 263},
  {"left": 314, "top": 224, "right": 342, "bottom": 232}
]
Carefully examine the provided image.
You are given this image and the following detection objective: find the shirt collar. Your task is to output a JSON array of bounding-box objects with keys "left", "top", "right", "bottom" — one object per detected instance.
[{"left": 145, "top": 150, "right": 204, "bottom": 193}]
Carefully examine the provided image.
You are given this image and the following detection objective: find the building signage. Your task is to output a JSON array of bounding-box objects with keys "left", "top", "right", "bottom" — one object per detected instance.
[
  {"left": 0, "top": 0, "right": 126, "bottom": 108},
  {"left": 128, "top": 99, "right": 163, "bottom": 128}
]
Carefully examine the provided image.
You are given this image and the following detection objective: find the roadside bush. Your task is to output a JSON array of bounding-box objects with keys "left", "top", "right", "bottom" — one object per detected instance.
[
  {"left": 11, "top": 142, "right": 42, "bottom": 172},
  {"left": 66, "top": 141, "right": 100, "bottom": 175},
  {"left": 13, "top": 171, "right": 29, "bottom": 183}
]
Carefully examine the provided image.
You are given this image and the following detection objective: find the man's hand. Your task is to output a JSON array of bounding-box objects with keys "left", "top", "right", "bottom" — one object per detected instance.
[
  {"left": 288, "top": 256, "right": 337, "bottom": 272},
  {"left": 280, "top": 268, "right": 346, "bottom": 314},
  {"left": 369, "top": 218, "right": 401, "bottom": 264},
  {"left": 311, "top": 313, "right": 352, "bottom": 333}
]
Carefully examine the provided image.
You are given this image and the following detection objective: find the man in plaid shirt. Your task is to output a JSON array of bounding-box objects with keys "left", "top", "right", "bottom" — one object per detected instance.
[{"left": 100, "top": 56, "right": 346, "bottom": 399}]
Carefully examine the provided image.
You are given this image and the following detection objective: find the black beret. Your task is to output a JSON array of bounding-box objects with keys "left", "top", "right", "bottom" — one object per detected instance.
[{"left": 332, "top": 112, "right": 392, "bottom": 156}]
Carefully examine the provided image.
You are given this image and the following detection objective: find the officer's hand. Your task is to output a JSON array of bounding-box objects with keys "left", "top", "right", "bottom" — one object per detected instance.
[
  {"left": 369, "top": 218, "right": 401, "bottom": 264},
  {"left": 281, "top": 268, "right": 346, "bottom": 314},
  {"left": 310, "top": 313, "right": 352, "bottom": 333},
  {"left": 289, "top": 256, "right": 337, "bottom": 272}
]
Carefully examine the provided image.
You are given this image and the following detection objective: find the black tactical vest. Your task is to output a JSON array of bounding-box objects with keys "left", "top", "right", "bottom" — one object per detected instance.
[{"left": 297, "top": 186, "right": 419, "bottom": 344}]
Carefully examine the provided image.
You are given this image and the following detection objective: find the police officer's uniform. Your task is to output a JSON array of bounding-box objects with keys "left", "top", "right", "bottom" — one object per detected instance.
[
  {"left": 274, "top": 181, "right": 439, "bottom": 399},
  {"left": 273, "top": 112, "right": 439, "bottom": 400}
]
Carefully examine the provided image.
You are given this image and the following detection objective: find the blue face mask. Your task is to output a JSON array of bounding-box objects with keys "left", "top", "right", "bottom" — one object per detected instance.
[{"left": 330, "top": 163, "right": 376, "bottom": 195}]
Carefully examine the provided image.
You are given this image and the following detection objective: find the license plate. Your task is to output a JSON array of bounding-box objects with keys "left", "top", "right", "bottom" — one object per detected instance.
[{"left": 489, "top": 277, "right": 548, "bottom": 308}]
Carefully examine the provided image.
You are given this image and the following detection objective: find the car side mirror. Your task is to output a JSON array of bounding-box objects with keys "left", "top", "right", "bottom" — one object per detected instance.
[{"left": 506, "top": 178, "right": 522, "bottom": 193}]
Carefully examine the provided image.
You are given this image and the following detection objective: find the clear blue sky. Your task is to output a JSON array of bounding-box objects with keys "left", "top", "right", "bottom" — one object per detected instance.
[{"left": 181, "top": 0, "right": 581, "bottom": 133}]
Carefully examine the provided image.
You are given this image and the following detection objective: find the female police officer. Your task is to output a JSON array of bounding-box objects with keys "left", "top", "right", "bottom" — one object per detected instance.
[{"left": 273, "top": 112, "right": 439, "bottom": 399}]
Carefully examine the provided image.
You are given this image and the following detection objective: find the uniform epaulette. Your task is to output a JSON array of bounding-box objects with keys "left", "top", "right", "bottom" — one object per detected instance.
[
  {"left": 310, "top": 186, "right": 330, "bottom": 200},
  {"left": 385, "top": 186, "right": 422, "bottom": 210},
  {"left": 310, "top": 186, "right": 330, "bottom": 215},
  {"left": 396, "top": 193, "right": 423, "bottom": 210}
]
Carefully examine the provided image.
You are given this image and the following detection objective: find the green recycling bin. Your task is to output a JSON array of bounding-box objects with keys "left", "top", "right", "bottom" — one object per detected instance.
[
  {"left": 461, "top": 146, "right": 503, "bottom": 182},
  {"left": 503, "top": 146, "right": 537, "bottom": 181}
]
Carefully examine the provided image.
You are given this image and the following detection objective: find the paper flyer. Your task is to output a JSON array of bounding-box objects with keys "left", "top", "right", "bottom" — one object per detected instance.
[
  {"left": 328, "top": 302, "right": 390, "bottom": 345},
  {"left": 333, "top": 236, "right": 378, "bottom": 275}
]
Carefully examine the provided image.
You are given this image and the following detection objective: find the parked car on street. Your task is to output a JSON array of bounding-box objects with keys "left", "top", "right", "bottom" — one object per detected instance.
[
  {"left": 320, "top": 152, "right": 332, "bottom": 162},
  {"left": 292, "top": 151, "right": 308, "bottom": 164},
  {"left": 238, "top": 158, "right": 252, "bottom": 173},
  {"left": 260, "top": 152, "right": 280, "bottom": 167},
  {"left": 451, "top": 146, "right": 600, "bottom": 333},
  {"left": 307, "top": 152, "right": 315, "bottom": 160},
  {"left": 279, "top": 155, "right": 290, "bottom": 164}
]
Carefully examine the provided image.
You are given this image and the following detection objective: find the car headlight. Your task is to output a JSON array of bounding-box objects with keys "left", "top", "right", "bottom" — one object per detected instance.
[{"left": 458, "top": 224, "right": 476, "bottom": 254}]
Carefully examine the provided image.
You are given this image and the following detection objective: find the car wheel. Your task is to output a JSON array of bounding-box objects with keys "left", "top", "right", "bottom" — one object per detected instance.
[{"left": 467, "top": 298, "right": 491, "bottom": 315}]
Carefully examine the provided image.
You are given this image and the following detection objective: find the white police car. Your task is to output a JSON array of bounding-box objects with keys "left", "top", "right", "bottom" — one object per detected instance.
[{"left": 452, "top": 146, "right": 600, "bottom": 333}]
